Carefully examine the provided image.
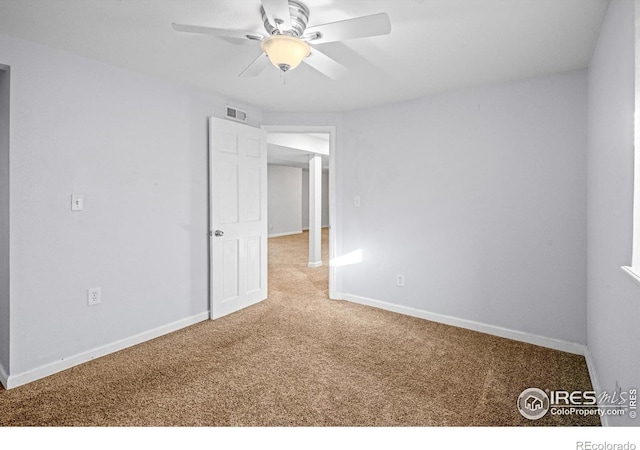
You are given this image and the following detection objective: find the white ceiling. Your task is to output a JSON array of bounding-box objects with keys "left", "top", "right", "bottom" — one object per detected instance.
[
  {"left": 267, "top": 144, "right": 330, "bottom": 169},
  {"left": 267, "top": 132, "right": 330, "bottom": 169},
  {"left": 0, "top": 0, "right": 609, "bottom": 113}
]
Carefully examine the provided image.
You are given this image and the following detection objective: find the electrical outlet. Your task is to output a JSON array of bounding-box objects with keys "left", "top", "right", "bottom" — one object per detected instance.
[
  {"left": 88, "top": 287, "right": 101, "bottom": 306},
  {"left": 269, "top": 224, "right": 274, "bottom": 231},
  {"left": 396, "top": 274, "right": 405, "bottom": 287}
]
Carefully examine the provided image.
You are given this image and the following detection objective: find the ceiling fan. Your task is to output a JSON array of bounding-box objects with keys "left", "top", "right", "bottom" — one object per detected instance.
[{"left": 172, "top": 0, "right": 391, "bottom": 80}]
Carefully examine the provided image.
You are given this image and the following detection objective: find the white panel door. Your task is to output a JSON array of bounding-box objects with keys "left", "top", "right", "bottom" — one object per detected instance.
[{"left": 209, "top": 117, "right": 267, "bottom": 319}]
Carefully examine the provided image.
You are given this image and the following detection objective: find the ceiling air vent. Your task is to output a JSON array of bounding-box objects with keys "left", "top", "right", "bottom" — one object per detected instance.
[{"left": 225, "top": 105, "right": 247, "bottom": 123}]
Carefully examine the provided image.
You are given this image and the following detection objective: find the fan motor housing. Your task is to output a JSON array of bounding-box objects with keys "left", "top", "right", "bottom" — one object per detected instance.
[{"left": 261, "top": 0, "right": 310, "bottom": 37}]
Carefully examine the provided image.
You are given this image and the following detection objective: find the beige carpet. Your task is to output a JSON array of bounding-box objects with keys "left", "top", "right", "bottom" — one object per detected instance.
[{"left": 0, "top": 230, "right": 598, "bottom": 426}]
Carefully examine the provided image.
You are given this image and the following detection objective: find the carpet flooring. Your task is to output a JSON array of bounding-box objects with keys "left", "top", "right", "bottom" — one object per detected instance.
[{"left": 0, "top": 230, "right": 599, "bottom": 426}]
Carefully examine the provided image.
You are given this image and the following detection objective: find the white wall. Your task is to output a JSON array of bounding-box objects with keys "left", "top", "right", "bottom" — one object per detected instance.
[
  {"left": 0, "top": 66, "right": 10, "bottom": 378},
  {"left": 336, "top": 71, "right": 588, "bottom": 345},
  {"left": 302, "top": 169, "right": 329, "bottom": 229},
  {"left": 0, "top": 33, "right": 262, "bottom": 380},
  {"left": 267, "top": 164, "right": 302, "bottom": 237},
  {"left": 587, "top": 0, "right": 640, "bottom": 425}
]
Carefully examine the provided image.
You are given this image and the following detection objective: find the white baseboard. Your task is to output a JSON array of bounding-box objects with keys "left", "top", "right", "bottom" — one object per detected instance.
[
  {"left": 5, "top": 311, "right": 209, "bottom": 389},
  {"left": 583, "top": 348, "right": 606, "bottom": 427},
  {"left": 0, "top": 361, "right": 8, "bottom": 390},
  {"left": 268, "top": 231, "right": 303, "bottom": 238},
  {"left": 302, "top": 226, "right": 329, "bottom": 231},
  {"left": 308, "top": 261, "right": 323, "bottom": 268},
  {"left": 338, "top": 293, "right": 587, "bottom": 356}
]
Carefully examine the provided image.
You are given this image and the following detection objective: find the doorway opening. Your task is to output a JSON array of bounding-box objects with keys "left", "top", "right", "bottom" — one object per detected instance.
[{"left": 263, "top": 125, "right": 337, "bottom": 299}]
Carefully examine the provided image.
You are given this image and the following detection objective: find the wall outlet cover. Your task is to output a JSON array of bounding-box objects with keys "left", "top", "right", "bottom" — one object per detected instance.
[{"left": 88, "top": 287, "right": 101, "bottom": 306}]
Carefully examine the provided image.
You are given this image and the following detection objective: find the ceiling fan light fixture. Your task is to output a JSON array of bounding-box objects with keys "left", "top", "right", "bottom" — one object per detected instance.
[{"left": 260, "top": 35, "right": 310, "bottom": 72}]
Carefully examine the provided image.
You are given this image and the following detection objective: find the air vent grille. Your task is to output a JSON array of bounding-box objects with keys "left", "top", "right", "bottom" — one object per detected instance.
[{"left": 225, "top": 105, "right": 247, "bottom": 123}]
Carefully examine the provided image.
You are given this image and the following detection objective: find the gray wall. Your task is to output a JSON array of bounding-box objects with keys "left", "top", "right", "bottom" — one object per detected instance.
[
  {"left": 587, "top": 0, "right": 639, "bottom": 425},
  {"left": 0, "top": 33, "right": 262, "bottom": 376},
  {"left": 302, "top": 169, "right": 329, "bottom": 229},
  {"left": 337, "top": 71, "right": 588, "bottom": 344},
  {"left": 0, "top": 66, "right": 9, "bottom": 377},
  {"left": 267, "top": 164, "right": 302, "bottom": 237}
]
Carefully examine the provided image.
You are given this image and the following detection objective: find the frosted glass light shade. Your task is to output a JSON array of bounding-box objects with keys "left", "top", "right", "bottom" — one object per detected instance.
[{"left": 260, "top": 35, "right": 310, "bottom": 72}]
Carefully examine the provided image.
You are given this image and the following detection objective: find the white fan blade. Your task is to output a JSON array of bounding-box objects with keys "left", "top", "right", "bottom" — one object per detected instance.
[
  {"left": 239, "top": 52, "right": 271, "bottom": 77},
  {"left": 172, "top": 23, "right": 263, "bottom": 41},
  {"left": 304, "top": 13, "right": 391, "bottom": 44},
  {"left": 303, "top": 47, "right": 346, "bottom": 80},
  {"left": 261, "top": 0, "right": 292, "bottom": 30}
]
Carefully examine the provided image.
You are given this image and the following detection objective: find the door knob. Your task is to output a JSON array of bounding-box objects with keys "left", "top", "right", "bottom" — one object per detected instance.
[{"left": 214, "top": 230, "right": 224, "bottom": 237}]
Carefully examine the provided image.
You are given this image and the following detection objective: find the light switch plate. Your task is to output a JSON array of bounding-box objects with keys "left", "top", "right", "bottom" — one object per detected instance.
[
  {"left": 354, "top": 196, "right": 361, "bottom": 208},
  {"left": 71, "top": 194, "right": 84, "bottom": 211}
]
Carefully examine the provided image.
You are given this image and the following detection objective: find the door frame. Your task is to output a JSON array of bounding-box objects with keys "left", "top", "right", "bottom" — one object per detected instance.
[{"left": 261, "top": 125, "right": 338, "bottom": 300}]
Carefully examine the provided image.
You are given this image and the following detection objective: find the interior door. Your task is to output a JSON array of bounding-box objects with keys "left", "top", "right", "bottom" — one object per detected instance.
[{"left": 209, "top": 117, "right": 267, "bottom": 320}]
